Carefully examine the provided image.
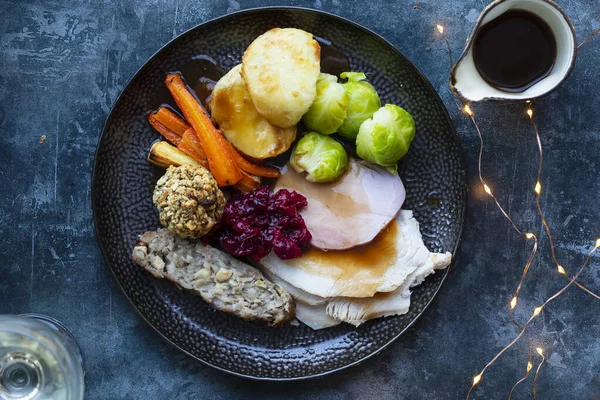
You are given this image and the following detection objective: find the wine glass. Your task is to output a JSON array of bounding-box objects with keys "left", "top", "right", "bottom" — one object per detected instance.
[{"left": 0, "top": 314, "right": 84, "bottom": 400}]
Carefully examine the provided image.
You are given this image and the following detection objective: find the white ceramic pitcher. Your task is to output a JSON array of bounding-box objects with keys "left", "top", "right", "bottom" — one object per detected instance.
[{"left": 450, "top": 0, "right": 577, "bottom": 102}]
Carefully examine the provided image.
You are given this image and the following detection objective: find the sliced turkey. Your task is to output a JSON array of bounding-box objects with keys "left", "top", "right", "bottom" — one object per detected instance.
[
  {"left": 259, "top": 210, "right": 437, "bottom": 298},
  {"left": 268, "top": 239, "right": 450, "bottom": 329},
  {"left": 274, "top": 160, "right": 405, "bottom": 250},
  {"left": 258, "top": 210, "right": 452, "bottom": 329},
  {"left": 295, "top": 302, "right": 341, "bottom": 330},
  {"left": 325, "top": 250, "right": 451, "bottom": 327},
  {"left": 261, "top": 268, "right": 327, "bottom": 306}
]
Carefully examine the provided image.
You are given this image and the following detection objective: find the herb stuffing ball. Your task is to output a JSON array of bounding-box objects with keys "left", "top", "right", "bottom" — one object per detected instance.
[{"left": 153, "top": 165, "right": 226, "bottom": 239}]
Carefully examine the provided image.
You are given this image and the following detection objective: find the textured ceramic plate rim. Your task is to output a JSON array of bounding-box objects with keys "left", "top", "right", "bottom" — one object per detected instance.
[{"left": 91, "top": 6, "right": 467, "bottom": 381}]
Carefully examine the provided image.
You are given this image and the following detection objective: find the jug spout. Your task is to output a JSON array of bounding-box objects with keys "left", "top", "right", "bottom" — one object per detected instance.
[{"left": 450, "top": 0, "right": 576, "bottom": 102}]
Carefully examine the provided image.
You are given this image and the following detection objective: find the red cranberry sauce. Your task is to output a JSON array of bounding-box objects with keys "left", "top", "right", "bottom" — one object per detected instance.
[{"left": 211, "top": 185, "right": 312, "bottom": 261}]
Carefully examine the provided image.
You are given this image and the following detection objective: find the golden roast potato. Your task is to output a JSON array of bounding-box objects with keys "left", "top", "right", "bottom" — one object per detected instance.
[
  {"left": 210, "top": 64, "right": 296, "bottom": 160},
  {"left": 241, "top": 28, "right": 321, "bottom": 128}
]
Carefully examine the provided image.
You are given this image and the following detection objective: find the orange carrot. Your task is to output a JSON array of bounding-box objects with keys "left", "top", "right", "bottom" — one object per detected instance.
[
  {"left": 165, "top": 73, "right": 242, "bottom": 186},
  {"left": 147, "top": 112, "right": 182, "bottom": 145},
  {"left": 179, "top": 128, "right": 207, "bottom": 160},
  {"left": 216, "top": 133, "right": 281, "bottom": 179},
  {"left": 178, "top": 128, "right": 209, "bottom": 168},
  {"left": 233, "top": 170, "right": 261, "bottom": 193},
  {"left": 154, "top": 107, "right": 190, "bottom": 136}
]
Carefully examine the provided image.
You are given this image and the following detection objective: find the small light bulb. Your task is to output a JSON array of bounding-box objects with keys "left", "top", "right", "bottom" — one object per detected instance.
[
  {"left": 533, "top": 306, "right": 543, "bottom": 316},
  {"left": 534, "top": 181, "right": 541, "bottom": 194},
  {"left": 596, "top": 238, "right": 600, "bottom": 248},
  {"left": 526, "top": 233, "right": 534, "bottom": 239},
  {"left": 483, "top": 184, "right": 492, "bottom": 195},
  {"left": 527, "top": 361, "right": 533, "bottom": 372},
  {"left": 473, "top": 374, "right": 482, "bottom": 385},
  {"left": 536, "top": 347, "right": 544, "bottom": 356},
  {"left": 557, "top": 265, "right": 566, "bottom": 274},
  {"left": 510, "top": 297, "right": 517, "bottom": 309},
  {"left": 527, "top": 109, "right": 533, "bottom": 118},
  {"left": 436, "top": 24, "right": 444, "bottom": 34},
  {"left": 464, "top": 104, "right": 473, "bottom": 116}
]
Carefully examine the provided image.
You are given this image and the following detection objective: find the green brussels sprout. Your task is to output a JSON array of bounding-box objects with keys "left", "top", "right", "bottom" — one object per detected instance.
[
  {"left": 290, "top": 132, "right": 348, "bottom": 183},
  {"left": 356, "top": 104, "right": 415, "bottom": 174},
  {"left": 337, "top": 72, "right": 381, "bottom": 140},
  {"left": 302, "top": 73, "right": 349, "bottom": 135}
]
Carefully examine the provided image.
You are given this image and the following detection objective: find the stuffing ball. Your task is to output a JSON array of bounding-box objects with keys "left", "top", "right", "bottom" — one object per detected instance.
[{"left": 153, "top": 165, "right": 225, "bottom": 238}]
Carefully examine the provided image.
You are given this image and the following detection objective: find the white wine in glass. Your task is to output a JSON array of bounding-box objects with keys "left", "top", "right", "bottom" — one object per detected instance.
[{"left": 0, "top": 315, "right": 84, "bottom": 400}]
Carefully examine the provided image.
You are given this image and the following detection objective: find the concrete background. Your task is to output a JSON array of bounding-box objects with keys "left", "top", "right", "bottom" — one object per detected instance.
[{"left": 1, "top": 0, "right": 599, "bottom": 398}]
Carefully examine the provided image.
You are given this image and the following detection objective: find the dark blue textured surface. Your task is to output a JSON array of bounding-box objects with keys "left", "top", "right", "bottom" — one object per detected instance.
[{"left": 1, "top": 1, "right": 599, "bottom": 399}]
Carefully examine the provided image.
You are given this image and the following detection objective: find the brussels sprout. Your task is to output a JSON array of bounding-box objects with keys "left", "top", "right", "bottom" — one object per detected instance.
[
  {"left": 290, "top": 132, "right": 348, "bottom": 183},
  {"left": 337, "top": 72, "right": 381, "bottom": 140},
  {"left": 356, "top": 104, "right": 415, "bottom": 174},
  {"left": 302, "top": 73, "right": 349, "bottom": 135}
]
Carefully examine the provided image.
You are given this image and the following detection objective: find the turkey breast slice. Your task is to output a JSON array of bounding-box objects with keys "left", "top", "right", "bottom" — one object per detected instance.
[
  {"left": 258, "top": 210, "right": 452, "bottom": 329},
  {"left": 259, "top": 210, "right": 432, "bottom": 298},
  {"left": 325, "top": 251, "right": 451, "bottom": 327},
  {"left": 259, "top": 268, "right": 340, "bottom": 329},
  {"left": 260, "top": 268, "right": 327, "bottom": 306},
  {"left": 274, "top": 161, "right": 405, "bottom": 250},
  {"left": 271, "top": 247, "right": 451, "bottom": 329},
  {"left": 295, "top": 302, "right": 341, "bottom": 330}
]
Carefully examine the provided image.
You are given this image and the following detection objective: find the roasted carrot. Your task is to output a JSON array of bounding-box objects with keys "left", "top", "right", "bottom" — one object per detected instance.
[
  {"left": 233, "top": 170, "right": 261, "bottom": 193},
  {"left": 147, "top": 112, "right": 182, "bottom": 145},
  {"left": 178, "top": 128, "right": 209, "bottom": 168},
  {"left": 154, "top": 107, "right": 190, "bottom": 136},
  {"left": 235, "top": 154, "right": 281, "bottom": 179},
  {"left": 165, "top": 73, "right": 242, "bottom": 186},
  {"left": 216, "top": 134, "right": 281, "bottom": 179}
]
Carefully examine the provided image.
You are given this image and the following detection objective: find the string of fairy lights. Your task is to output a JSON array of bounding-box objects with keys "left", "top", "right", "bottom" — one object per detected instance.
[{"left": 411, "top": 1, "right": 600, "bottom": 398}]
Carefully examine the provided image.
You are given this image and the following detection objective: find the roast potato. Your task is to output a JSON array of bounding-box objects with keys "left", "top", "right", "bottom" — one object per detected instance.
[
  {"left": 241, "top": 28, "right": 321, "bottom": 128},
  {"left": 210, "top": 64, "right": 296, "bottom": 160}
]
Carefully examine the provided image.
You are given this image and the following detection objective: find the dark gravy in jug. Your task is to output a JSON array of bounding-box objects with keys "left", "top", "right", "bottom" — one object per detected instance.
[{"left": 473, "top": 10, "right": 557, "bottom": 92}]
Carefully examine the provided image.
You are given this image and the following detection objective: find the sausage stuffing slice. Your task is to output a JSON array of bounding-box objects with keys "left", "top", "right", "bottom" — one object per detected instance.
[{"left": 131, "top": 229, "right": 295, "bottom": 326}]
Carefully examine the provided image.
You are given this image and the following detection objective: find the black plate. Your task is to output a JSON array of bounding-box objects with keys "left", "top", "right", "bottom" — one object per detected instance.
[{"left": 92, "top": 7, "right": 467, "bottom": 380}]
